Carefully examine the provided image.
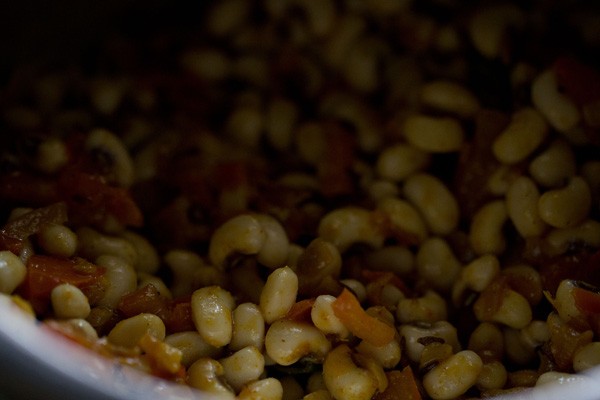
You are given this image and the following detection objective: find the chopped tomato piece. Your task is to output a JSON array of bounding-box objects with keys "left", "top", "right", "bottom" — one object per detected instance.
[
  {"left": 0, "top": 171, "right": 60, "bottom": 206},
  {"left": 58, "top": 171, "right": 143, "bottom": 227},
  {"left": 375, "top": 366, "right": 423, "bottom": 400},
  {"left": 118, "top": 283, "right": 167, "bottom": 318},
  {"left": 18, "top": 255, "right": 106, "bottom": 314},
  {"left": 0, "top": 202, "right": 68, "bottom": 254},
  {"left": 361, "top": 270, "right": 410, "bottom": 295},
  {"left": 573, "top": 287, "right": 600, "bottom": 315},
  {"left": 162, "top": 299, "right": 195, "bottom": 334},
  {"left": 554, "top": 57, "right": 600, "bottom": 107},
  {"left": 285, "top": 298, "right": 316, "bottom": 323},
  {"left": 117, "top": 284, "right": 195, "bottom": 334},
  {"left": 331, "top": 288, "right": 396, "bottom": 347},
  {"left": 318, "top": 124, "right": 356, "bottom": 198}
]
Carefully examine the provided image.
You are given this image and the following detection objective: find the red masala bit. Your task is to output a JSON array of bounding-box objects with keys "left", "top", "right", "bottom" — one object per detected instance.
[
  {"left": 0, "top": 171, "right": 60, "bottom": 206},
  {"left": 553, "top": 57, "right": 600, "bottom": 141},
  {"left": 18, "top": 255, "right": 106, "bottom": 314},
  {"left": 554, "top": 57, "right": 600, "bottom": 107},
  {"left": 118, "top": 283, "right": 167, "bottom": 318},
  {"left": 547, "top": 312, "right": 593, "bottom": 371},
  {"left": 538, "top": 250, "right": 600, "bottom": 296},
  {"left": 317, "top": 123, "right": 357, "bottom": 198},
  {"left": 117, "top": 284, "right": 195, "bottom": 334},
  {"left": 454, "top": 110, "right": 509, "bottom": 219},
  {"left": 162, "top": 298, "right": 195, "bottom": 334},
  {"left": 284, "top": 298, "right": 316, "bottom": 324},
  {"left": 361, "top": 269, "right": 410, "bottom": 295},
  {"left": 57, "top": 171, "right": 143, "bottom": 227}
]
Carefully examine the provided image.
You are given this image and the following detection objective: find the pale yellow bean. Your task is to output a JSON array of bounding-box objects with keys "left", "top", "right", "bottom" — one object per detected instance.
[
  {"left": 581, "top": 161, "right": 600, "bottom": 199},
  {"left": 476, "top": 360, "right": 508, "bottom": 391},
  {"left": 416, "top": 237, "right": 461, "bottom": 292},
  {"left": 399, "top": 321, "right": 461, "bottom": 363},
  {"left": 423, "top": 350, "right": 483, "bottom": 400},
  {"left": 311, "top": 295, "right": 350, "bottom": 338},
  {"left": 317, "top": 207, "right": 385, "bottom": 252},
  {"left": 260, "top": 266, "right": 298, "bottom": 324},
  {"left": 137, "top": 273, "right": 172, "bottom": 299},
  {"left": 76, "top": 227, "right": 138, "bottom": 268},
  {"left": 295, "top": 122, "right": 326, "bottom": 166},
  {"left": 36, "top": 137, "right": 69, "bottom": 174},
  {"left": 531, "top": 69, "right": 581, "bottom": 133},
  {"left": 187, "top": 358, "right": 235, "bottom": 398},
  {"left": 265, "top": 320, "right": 331, "bottom": 366},
  {"left": 469, "top": 200, "right": 508, "bottom": 256},
  {"left": 254, "top": 214, "right": 290, "bottom": 269},
  {"left": 265, "top": 97, "right": 297, "bottom": 151},
  {"left": 0, "top": 250, "right": 27, "bottom": 294},
  {"left": 209, "top": 214, "right": 267, "bottom": 269},
  {"left": 303, "top": 390, "right": 333, "bottom": 400},
  {"left": 37, "top": 224, "right": 78, "bottom": 258},
  {"left": 552, "top": 280, "right": 583, "bottom": 322},
  {"left": 90, "top": 79, "right": 125, "bottom": 116},
  {"left": 95, "top": 254, "right": 137, "bottom": 308},
  {"left": 474, "top": 288, "right": 532, "bottom": 329},
  {"left": 377, "top": 197, "right": 428, "bottom": 244},
  {"left": 164, "top": 331, "right": 220, "bottom": 367},
  {"left": 340, "top": 279, "right": 367, "bottom": 303},
  {"left": 63, "top": 318, "right": 98, "bottom": 341},
  {"left": 463, "top": 255, "right": 501, "bottom": 293},
  {"left": 492, "top": 107, "right": 548, "bottom": 164},
  {"left": 486, "top": 164, "right": 521, "bottom": 196},
  {"left": 402, "top": 114, "right": 464, "bottom": 153},
  {"left": 280, "top": 376, "right": 305, "bottom": 400},
  {"left": 238, "top": 378, "right": 283, "bottom": 400},
  {"left": 230, "top": 303, "right": 265, "bottom": 352},
  {"left": 322, "top": 344, "right": 380, "bottom": 400},
  {"left": 503, "top": 327, "right": 536, "bottom": 366},
  {"left": 544, "top": 219, "right": 600, "bottom": 256},
  {"left": 404, "top": 173, "right": 459, "bottom": 235},
  {"left": 538, "top": 176, "right": 592, "bottom": 228},
  {"left": 520, "top": 320, "right": 550, "bottom": 350},
  {"left": 506, "top": 176, "right": 547, "bottom": 237},
  {"left": 364, "top": 245, "right": 415, "bottom": 276},
  {"left": 164, "top": 249, "right": 206, "bottom": 298},
  {"left": 367, "top": 180, "right": 399, "bottom": 202},
  {"left": 191, "top": 286, "right": 235, "bottom": 348},
  {"left": 468, "top": 3, "right": 524, "bottom": 59},
  {"left": 396, "top": 290, "right": 447, "bottom": 324},
  {"left": 50, "top": 283, "right": 90, "bottom": 319},
  {"left": 342, "top": 37, "right": 381, "bottom": 93},
  {"left": 181, "top": 48, "right": 231, "bottom": 81},
  {"left": 85, "top": 128, "right": 134, "bottom": 187},
  {"left": 227, "top": 105, "right": 264, "bottom": 148},
  {"left": 307, "top": 372, "right": 327, "bottom": 393},
  {"left": 529, "top": 139, "right": 576, "bottom": 188},
  {"left": 536, "top": 371, "right": 583, "bottom": 387},
  {"left": 419, "top": 80, "right": 480, "bottom": 118},
  {"left": 573, "top": 342, "right": 600, "bottom": 372},
  {"left": 375, "top": 143, "right": 430, "bottom": 182},
  {"left": 468, "top": 322, "right": 505, "bottom": 361},
  {"left": 207, "top": 0, "right": 249, "bottom": 35},
  {"left": 220, "top": 346, "right": 265, "bottom": 392},
  {"left": 356, "top": 337, "right": 402, "bottom": 369},
  {"left": 107, "top": 313, "right": 165, "bottom": 348},
  {"left": 452, "top": 254, "right": 500, "bottom": 306},
  {"left": 120, "top": 230, "right": 160, "bottom": 274}
]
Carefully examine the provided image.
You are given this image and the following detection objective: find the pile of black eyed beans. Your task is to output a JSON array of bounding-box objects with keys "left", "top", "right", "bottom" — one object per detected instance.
[{"left": 1, "top": 1, "right": 600, "bottom": 399}]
